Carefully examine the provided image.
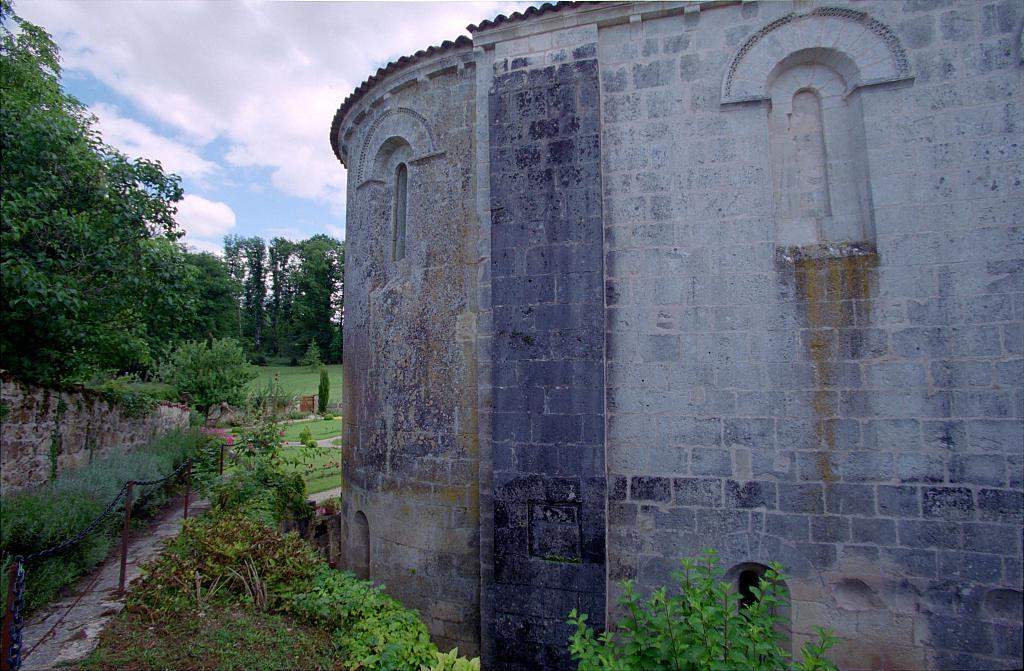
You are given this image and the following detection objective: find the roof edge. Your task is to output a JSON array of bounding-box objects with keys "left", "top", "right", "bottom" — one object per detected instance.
[
  {"left": 466, "top": 1, "right": 595, "bottom": 33},
  {"left": 330, "top": 35, "right": 473, "bottom": 164}
]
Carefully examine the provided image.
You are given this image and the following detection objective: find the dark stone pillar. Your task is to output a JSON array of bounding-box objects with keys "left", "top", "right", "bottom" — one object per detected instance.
[{"left": 487, "top": 45, "right": 605, "bottom": 671}]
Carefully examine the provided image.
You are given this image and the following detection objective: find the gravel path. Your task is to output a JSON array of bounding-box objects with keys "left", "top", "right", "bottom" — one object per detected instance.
[{"left": 18, "top": 496, "right": 210, "bottom": 670}]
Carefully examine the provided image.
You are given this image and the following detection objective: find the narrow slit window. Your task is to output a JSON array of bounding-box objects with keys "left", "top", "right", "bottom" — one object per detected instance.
[{"left": 393, "top": 162, "right": 408, "bottom": 261}]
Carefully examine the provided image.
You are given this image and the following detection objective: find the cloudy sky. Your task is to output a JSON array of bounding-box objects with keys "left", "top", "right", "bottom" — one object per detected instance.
[{"left": 18, "top": 0, "right": 528, "bottom": 253}]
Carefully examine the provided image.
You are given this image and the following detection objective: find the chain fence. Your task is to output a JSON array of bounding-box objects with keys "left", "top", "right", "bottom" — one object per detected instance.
[{"left": 1, "top": 458, "right": 193, "bottom": 671}]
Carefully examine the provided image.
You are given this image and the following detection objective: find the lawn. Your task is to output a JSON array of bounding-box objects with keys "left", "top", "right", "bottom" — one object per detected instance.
[
  {"left": 281, "top": 419, "right": 343, "bottom": 494},
  {"left": 282, "top": 418, "right": 342, "bottom": 443},
  {"left": 282, "top": 443, "right": 342, "bottom": 495},
  {"left": 229, "top": 419, "right": 343, "bottom": 495},
  {"left": 249, "top": 364, "right": 343, "bottom": 402}
]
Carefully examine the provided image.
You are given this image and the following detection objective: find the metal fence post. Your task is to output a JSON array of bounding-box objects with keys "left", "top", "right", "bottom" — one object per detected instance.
[
  {"left": 118, "top": 483, "right": 134, "bottom": 596},
  {"left": 183, "top": 462, "right": 192, "bottom": 520},
  {"left": 1, "top": 562, "right": 17, "bottom": 671}
]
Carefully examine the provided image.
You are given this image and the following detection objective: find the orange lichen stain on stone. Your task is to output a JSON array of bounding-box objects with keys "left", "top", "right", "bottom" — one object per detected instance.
[{"left": 793, "top": 250, "right": 878, "bottom": 482}]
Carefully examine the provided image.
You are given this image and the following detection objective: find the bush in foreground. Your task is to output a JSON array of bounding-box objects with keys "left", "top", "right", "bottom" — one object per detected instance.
[
  {"left": 0, "top": 429, "right": 204, "bottom": 612},
  {"left": 568, "top": 549, "right": 837, "bottom": 671},
  {"left": 84, "top": 509, "right": 477, "bottom": 671}
]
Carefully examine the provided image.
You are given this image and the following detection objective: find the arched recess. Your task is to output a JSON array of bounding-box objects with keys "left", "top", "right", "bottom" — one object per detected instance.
[
  {"left": 352, "top": 510, "right": 370, "bottom": 580},
  {"left": 721, "top": 6, "right": 912, "bottom": 105},
  {"left": 721, "top": 8, "right": 911, "bottom": 247},
  {"left": 726, "top": 561, "right": 793, "bottom": 654},
  {"left": 356, "top": 107, "right": 440, "bottom": 184}
]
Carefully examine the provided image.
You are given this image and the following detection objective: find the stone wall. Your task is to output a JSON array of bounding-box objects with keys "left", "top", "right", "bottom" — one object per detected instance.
[
  {"left": 336, "top": 45, "right": 482, "bottom": 655},
  {"left": 485, "top": 24, "right": 607, "bottom": 671},
  {"left": 599, "top": 1, "right": 1022, "bottom": 669},
  {"left": 332, "top": 1, "right": 1024, "bottom": 669},
  {"left": 1, "top": 376, "right": 191, "bottom": 494}
]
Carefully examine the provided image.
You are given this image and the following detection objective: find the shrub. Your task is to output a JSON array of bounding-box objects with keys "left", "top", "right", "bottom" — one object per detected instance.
[
  {"left": 300, "top": 341, "right": 322, "bottom": 369},
  {"left": 245, "top": 378, "right": 295, "bottom": 420},
  {"left": 298, "top": 426, "right": 317, "bottom": 450},
  {"left": 317, "top": 367, "right": 330, "bottom": 414},
  {"left": 0, "top": 430, "right": 202, "bottom": 612},
  {"left": 88, "top": 377, "right": 178, "bottom": 418},
  {"left": 194, "top": 417, "right": 312, "bottom": 526},
  {"left": 127, "top": 512, "right": 323, "bottom": 615},
  {"left": 427, "top": 649, "right": 481, "bottom": 671},
  {"left": 122, "top": 506, "right": 480, "bottom": 671},
  {"left": 283, "top": 567, "right": 437, "bottom": 671},
  {"left": 157, "top": 338, "right": 256, "bottom": 412},
  {"left": 568, "top": 550, "right": 837, "bottom": 671}
]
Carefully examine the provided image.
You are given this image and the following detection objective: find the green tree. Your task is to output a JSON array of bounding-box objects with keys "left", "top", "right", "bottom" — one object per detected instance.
[
  {"left": 292, "top": 235, "right": 344, "bottom": 363},
  {"left": 300, "top": 340, "right": 322, "bottom": 369},
  {"left": 157, "top": 338, "right": 257, "bottom": 411},
  {"left": 267, "top": 237, "right": 297, "bottom": 356},
  {"left": 223, "top": 235, "right": 268, "bottom": 352},
  {"left": 317, "top": 367, "right": 329, "bottom": 414},
  {"left": 181, "top": 252, "right": 242, "bottom": 341},
  {"left": 0, "top": 1, "right": 200, "bottom": 384}
]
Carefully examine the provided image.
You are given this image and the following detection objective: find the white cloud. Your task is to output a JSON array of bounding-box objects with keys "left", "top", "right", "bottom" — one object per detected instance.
[
  {"left": 90, "top": 103, "right": 217, "bottom": 180},
  {"left": 19, "top": 1, "right": 529, "bottom": 218},
  {"left": 324, "top": 224, "right": 345, "bottom": 240},
  {"left": 175, "top": 194, "right": 236, "bottom": 253}
]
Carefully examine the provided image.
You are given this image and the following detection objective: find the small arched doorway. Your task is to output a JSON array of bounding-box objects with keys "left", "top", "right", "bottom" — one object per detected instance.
[{"left": 727, "top": 562, "right": 793, "bottom": 653}]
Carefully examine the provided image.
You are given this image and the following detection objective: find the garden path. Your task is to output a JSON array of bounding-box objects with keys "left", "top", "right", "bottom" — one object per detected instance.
[{"left": 19, "top": 496, "right": 210, "bottom": 670}]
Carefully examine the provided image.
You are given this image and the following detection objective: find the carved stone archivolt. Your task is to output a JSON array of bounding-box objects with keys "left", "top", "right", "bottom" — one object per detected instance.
[
  {"left": 721, "top": 6, "right": 912, "bottom": 105},
  {"left": 356, "top": 107, "right": 441, "bottom": 184}
]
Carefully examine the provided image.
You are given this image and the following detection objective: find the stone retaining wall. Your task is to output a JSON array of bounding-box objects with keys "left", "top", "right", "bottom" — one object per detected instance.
[{"left": 0, "top": 376, "right": 191, "bottom": 494}]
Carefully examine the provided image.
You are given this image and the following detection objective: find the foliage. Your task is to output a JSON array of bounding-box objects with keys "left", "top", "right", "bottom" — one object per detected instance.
[
  {"left": 157, "top": 338, "right": 256, "bottom": 411},
  {"left": 126, "top": 512, "right": 322, "bottom": 615},
  {"left": 180, "top": 251, "right": 242, "bottom": 342},
  {"left": 0, "top": 2, "right": 225, "bottom": 385},
  {"left": 0, "top": 429, "right": 202, "bottom": 612},
  {"left": 301, "top": 340, "right": 322, "bottom": 369},
  {"left": 87, "top": 376, "right": 178, "bottom": 418},
  {"left": 89, "top": 498, "right": 478, "bottom": 671},
  {"left": 224, "top": 235, "right": 268, "bottom": 350},
  {"left": 318, "top": 366, "right": 330, "bottom": 413},
  {"left": 225, "top": 235, "right": 344, "bottom": 363},
  {"left": 425, "top": 649, "right": 481, "bottom": 671},
  {"left": 245, "top": 376, "right": 295, "bottom": 420},
  {"left": 267, "top": 237, "right": 297, "bottom": 357},
  {"left": 316, "top": 496, "right": 340, "bottom": 517},
  {"left": 568, "top": 550, "right": 837, "bottom": 671},
  {"left": 195, "top": 415, "right": 324, "bottom": 525},
  {"left": 291, "top": 235, "right": 344, "bottom": 363},
  {"left": 283, "top": 567, "right": 437, "bottom": 671},
  {"left": 299, "top": 426, "right": 317, "bottom": 449}
]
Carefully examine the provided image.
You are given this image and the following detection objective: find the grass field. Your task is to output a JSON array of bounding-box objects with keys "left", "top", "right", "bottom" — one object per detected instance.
[
  {"left": 229, "top": 418, "right": 343, "bottom": 495},
  {"left": 282, "top": 418, "right": 342, "bottom": 442},
  {"left": 248, "top": 364, "right": 343, "bottom": 401},
  {"left": 281, "top": 443, "right": 342, "bottom": 495}
]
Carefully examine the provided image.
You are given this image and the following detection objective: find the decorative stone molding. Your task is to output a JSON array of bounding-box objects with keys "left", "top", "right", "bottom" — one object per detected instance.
[
  {"left": 721, "top": 6, "right": 911, "bottom": 105},
  {"left": 356, "top": 107, "right": 441, "bottom": 185}
]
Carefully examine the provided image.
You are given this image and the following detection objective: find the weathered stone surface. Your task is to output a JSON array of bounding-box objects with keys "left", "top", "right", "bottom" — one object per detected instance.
[
  {"left": 1, "top": 376, "right": 190, "bottom": 494},
  {"left": 331, "top": 1, "right": 1023, "bottom": 668}
]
